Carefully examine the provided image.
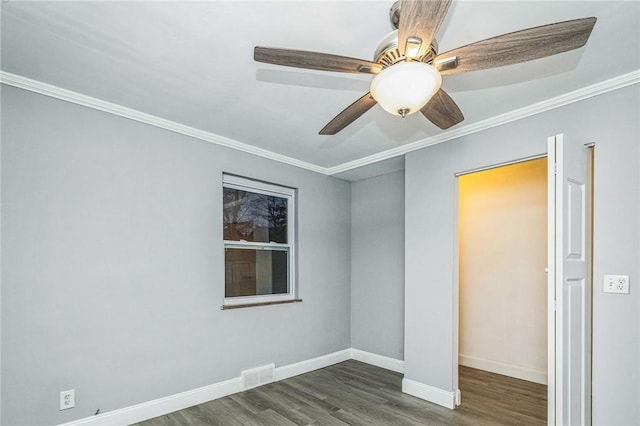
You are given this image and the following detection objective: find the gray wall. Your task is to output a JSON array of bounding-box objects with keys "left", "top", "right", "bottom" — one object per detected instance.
[
  {"left": 351, "top": 171, "right": 404, "bottom": 360},
  {"left": 404, "top": 84, "right": 639, "bottom": 425},
  {"left": 0, "top": 86, "right": 352, "bottom": 426},
  {"left": 3, "top": 81, "right": 639, "bottom": 425}
]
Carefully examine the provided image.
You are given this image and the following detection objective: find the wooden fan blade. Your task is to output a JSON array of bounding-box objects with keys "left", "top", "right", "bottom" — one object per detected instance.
[
  {"left": 398, "top": 0, "right": 452, "bottom": 58},
  {"left": 254, "top": 47, "right": 382, "bottom": 75},
  {"left": 434, "top": 17, "right": 597, "bottom": 75},
  {"left": 319, "top": 93, "right": 377, "bottom": 135},
  {"left": 420, "top": 89, "right": 464, "bottom": 129}
]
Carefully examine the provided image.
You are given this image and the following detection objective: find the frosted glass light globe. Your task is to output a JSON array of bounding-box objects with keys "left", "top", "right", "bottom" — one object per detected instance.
[{"left": 370, "top": 61, "right": 442, "bottom": 117}]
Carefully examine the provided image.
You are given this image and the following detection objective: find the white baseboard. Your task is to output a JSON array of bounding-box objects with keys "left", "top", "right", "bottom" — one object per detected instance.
[
  {"left": 350, "top": 349, "right": 404, "bottom": 373},
  {"left": 59, "top": 349, "right": 351, "bottom": 426},
  {"left": 402, "top": 378, "right": 456, "bottom": 409},
  {"left": 59, "top": 377, "right": 242, "bottom": 426},
  {"left": 59, "top": 348, "right": 408, "bottom": 425},
  {"left": 459, "top": 353, "right": 547, "bottom": 385},
  {"left": 275, "top": 349, "right": 351, "bottom": 381},
  {"left": 57, "top": 349, "right": 548, "bottom": 424}
]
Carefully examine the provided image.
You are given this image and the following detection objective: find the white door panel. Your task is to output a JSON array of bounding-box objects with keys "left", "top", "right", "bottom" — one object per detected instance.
[{"left": 548, "top": 134, "right": 592, "bottom": 426}]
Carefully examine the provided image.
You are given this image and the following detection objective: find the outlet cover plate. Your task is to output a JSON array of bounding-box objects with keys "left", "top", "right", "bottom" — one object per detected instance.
[
  {"left": 60, "top": 389, "right": 75, "bottom": 410},
  {"left": 603, "top": 275, "right": 629, "bottom": 294}
]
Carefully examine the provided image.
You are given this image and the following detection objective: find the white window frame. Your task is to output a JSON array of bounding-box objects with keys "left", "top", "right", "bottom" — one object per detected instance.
[{"left": 222, "top": 174, "right": 296, "bottom": 306}]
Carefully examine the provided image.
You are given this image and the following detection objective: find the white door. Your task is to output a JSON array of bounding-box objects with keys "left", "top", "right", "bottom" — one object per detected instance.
[{"left": 547, "top": 134, "right": 592, "bottom": 425}]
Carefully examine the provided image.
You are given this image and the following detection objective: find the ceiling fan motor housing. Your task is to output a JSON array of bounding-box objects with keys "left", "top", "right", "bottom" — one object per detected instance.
[
  {"left": 374, "top": 30, "right": 438, "bottom": 67},
  {"left": 379, "top": 0, "right": 438, "bottom": 66}
]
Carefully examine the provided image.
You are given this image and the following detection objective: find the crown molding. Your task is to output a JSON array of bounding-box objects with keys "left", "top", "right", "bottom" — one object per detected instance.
[
  {"left": 2, "top": 70, "right": 638, "bottom": 179},
  {"left": 0, "top": 71, "right": 327, "bottom": 175},
  {"left": 326, "top": 69, "right": 640, "bottom": 175}
]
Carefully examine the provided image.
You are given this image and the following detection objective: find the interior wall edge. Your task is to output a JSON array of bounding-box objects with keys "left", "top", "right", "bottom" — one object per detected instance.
[
  {"left": 0, "top": 71, "right": 327, "bottom": 176},
  {"left": 2, "top": 70, "right": 638, "bottom": 180},
  {"left": 402, "top": 378, "right": 456, "bottom": 410},
  {"left": 324, "top": 71, "right": 640, "bottom": 176}
]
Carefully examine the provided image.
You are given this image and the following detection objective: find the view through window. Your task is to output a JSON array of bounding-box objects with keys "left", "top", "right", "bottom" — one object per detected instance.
[{"left": 223, "top": 174, "right": 295, "bottom": 306}]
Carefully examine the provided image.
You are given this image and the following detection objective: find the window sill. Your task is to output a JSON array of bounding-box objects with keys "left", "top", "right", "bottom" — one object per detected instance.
[{"left": 221, "top": 299, "right": 303, "bottom": 310}]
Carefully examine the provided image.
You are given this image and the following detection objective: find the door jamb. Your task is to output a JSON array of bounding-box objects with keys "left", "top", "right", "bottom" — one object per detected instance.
[{"left": 452, "top": 153, "right": 548, "bottom": 408}]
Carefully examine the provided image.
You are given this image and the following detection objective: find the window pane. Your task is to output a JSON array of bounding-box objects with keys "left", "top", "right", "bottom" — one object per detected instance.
[
  {"left": 223, "top": 188, "right": 288, "bottom": 243},
  {"left": 225, "top": 248, "right": 288, "bottom": 297}
]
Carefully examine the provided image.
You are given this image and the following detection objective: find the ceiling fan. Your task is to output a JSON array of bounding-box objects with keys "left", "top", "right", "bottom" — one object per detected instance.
[{"left": 254, "top": 0, "right": 596, "bottom": 135}]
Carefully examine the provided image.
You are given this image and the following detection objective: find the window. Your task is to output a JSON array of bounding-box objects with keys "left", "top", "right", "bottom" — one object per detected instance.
[{"left": 222, "top": 174, "right": 296, "bottom": 306}]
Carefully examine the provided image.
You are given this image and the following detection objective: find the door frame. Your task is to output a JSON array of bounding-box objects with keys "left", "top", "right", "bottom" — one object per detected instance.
[
  {"left": 453, "top": 153, "right": 547, "bottom": 400},
  {"left": 452, "top": 144, "right": 594, "bottom": 425}
]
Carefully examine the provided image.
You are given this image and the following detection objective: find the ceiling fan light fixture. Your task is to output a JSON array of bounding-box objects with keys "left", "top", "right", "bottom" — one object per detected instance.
[{"left": 370, "top": 61, "right": 442, "bottom": 117}]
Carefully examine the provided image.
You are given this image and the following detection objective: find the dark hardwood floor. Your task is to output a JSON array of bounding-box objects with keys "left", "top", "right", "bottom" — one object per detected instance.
[{"left": 134, "top": 360, "right": 546, "bottom": 425}]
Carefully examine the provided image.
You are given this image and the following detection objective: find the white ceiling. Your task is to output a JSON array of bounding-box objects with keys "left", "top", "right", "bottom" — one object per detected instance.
[{"left": 2, "top": 1, "right": 639, "bottom": 179}]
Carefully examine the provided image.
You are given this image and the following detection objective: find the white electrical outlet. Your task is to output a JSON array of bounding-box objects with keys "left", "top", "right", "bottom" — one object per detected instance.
[
  {"left": 60, "top": 389, "right": 75, "bottom": 410},
  {"left": 603, "top": 275, "right": 629, "bottom": 294}
]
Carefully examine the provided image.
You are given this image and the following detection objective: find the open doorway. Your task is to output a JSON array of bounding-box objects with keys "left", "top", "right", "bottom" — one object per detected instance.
[{"left": 456, "top": 157, "right": 548, "bottom": 423}]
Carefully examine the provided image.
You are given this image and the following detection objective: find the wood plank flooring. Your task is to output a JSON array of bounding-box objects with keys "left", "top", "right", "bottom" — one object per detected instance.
[{"left": 133, "top": 360, "right": 546, "bottom": 425}]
